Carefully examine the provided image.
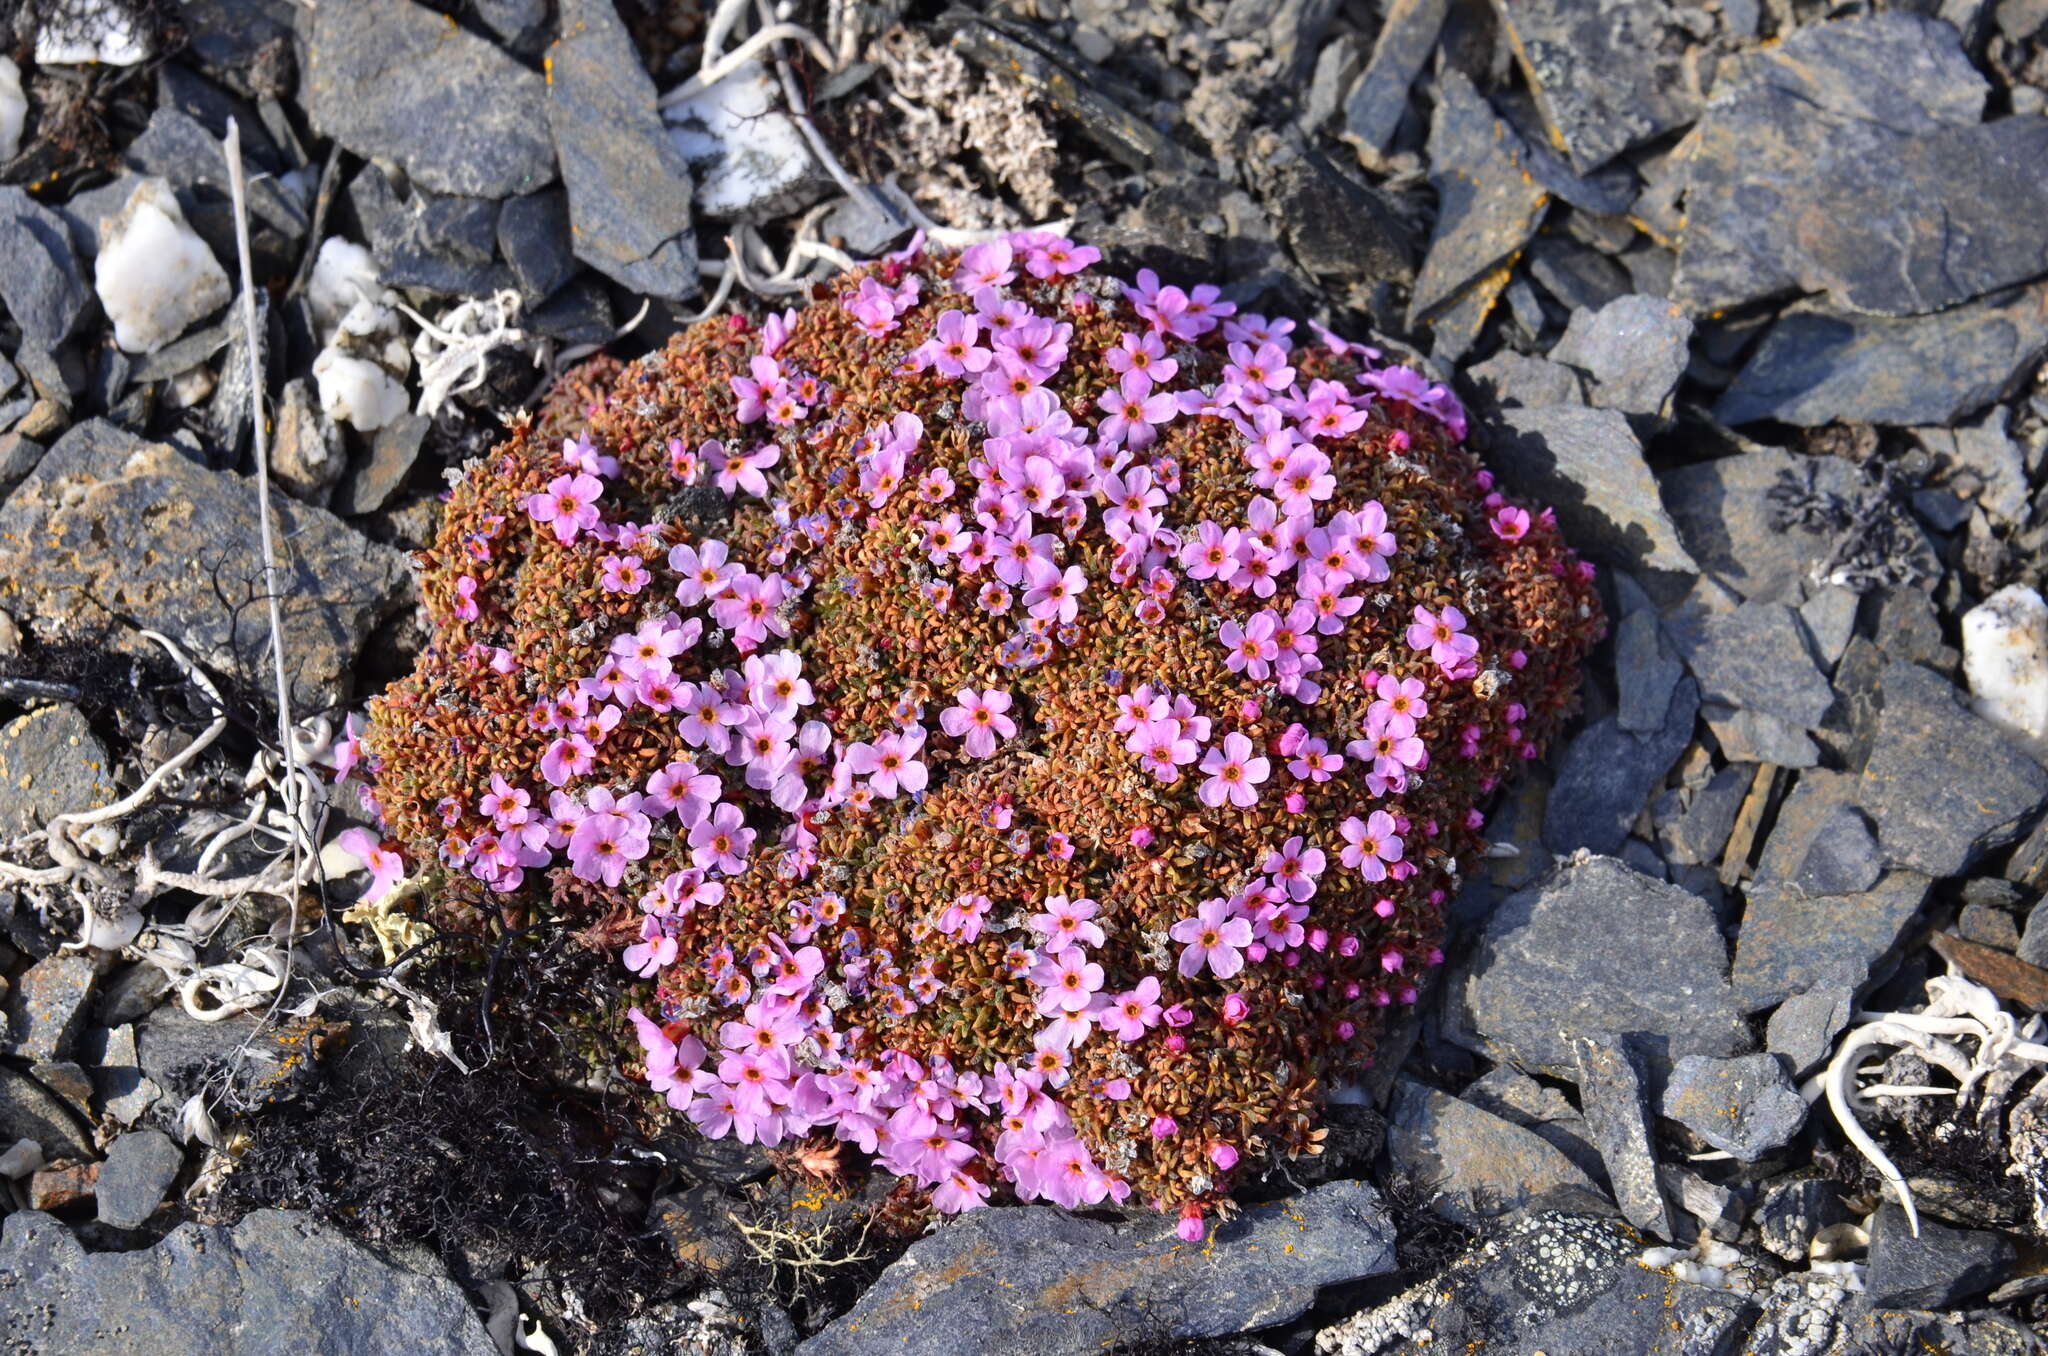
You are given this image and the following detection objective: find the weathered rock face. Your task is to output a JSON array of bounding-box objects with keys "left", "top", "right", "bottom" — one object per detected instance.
[
  {"left": 0, "top": 421, "right": 411, "bottom": 710},
  {"left": 300, "top": 0, "right": 556, "bottom": 199},
  {"left": 0, "top": 705, "right": 114, "bottom": 836},
  {"left": 799, "top": 1183, "right": 1396, "bottom": 1356},
  {"left": 0, "top": 1208, "right": 497, "bottom": 1354},
  {"left": 1450, "top": 854, "right": 1751, "bottom": 1080}
]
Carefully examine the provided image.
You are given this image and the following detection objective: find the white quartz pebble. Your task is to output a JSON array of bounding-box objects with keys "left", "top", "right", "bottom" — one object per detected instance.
[
  {"left": 94, "top": 179, "right": 231, "bottom": 354},
  {"left": 312, "top": 345, "right": 408, "bottom": 432},
  {"left": 1963, "top": 583, "right": 2048, "bottom": 747}
]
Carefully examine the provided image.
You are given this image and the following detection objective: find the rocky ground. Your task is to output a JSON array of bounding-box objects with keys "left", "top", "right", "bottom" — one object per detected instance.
[{"left": 1, "top": 0, "right": 2047, "bottom": 1352}]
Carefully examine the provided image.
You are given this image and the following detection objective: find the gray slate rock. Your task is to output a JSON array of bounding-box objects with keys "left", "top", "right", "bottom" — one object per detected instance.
[
  {"left": 798, "top": 1181, "right": 1394, "bottom": 1356},
  {"left": 1549, "top": 294, "right": 1692, "bottom": 419},
  {"left": 270, "top": 378, "right": 344, "bottom": 503},
  {"left": 336, "top": 412, "right": 428, "bottom": 517},
  {"left": 1315, "top": 1211, "right": 1756, "bottom": 1356},
  {"left": 0, "top": 705, "right": 115, "bottom": 837},
  {"left": 1543, "top": 676, "right": 1699, "bottom": 856},
  {"left": 1615, "top": 606, "right": 1685, "bottom": 735},
  {"left": 1386, "top": 1080, "right": 1600, "bottom": 1227},
  {"left": 1525, "top": 234, "right": 1633, "bottom": 316},
  {"left": 0, "top": 1208, "right": 497, "bottom": 1354},
  {"left": 1569, "top": 1034, "right": 1673, "bottom": 1239},
  {"left": 303, "top": 0, "right": 555, "bottom": 199},
  {"left": 1764, "top": 981, "right": 1855, "bottom": 1082},
  {"left": 348, "top": 165, "right": 514, "bottom": 299},
  {"left": 1452, "top": 853, "right": 1751, "bottom": 1080},
  {"left": 0, "top": 1066, "right": 93, "bottom": 1162},
  {"left": 1488, "top": 404, "right": 1696, "bottom": 576},
  {"left": 1716, "top": 284, "right": 2048, "bottom": 428},
  {"left": 3, "top": 955, "right": 95, "bottom": 1064},
  {"left": 1658, "top": 764, "right": 1749, "bottom": 868},
  {"left": 1660, "top": 1053, "right": 1807, "bottom": 1161},
  {"left": 1792, "top": 805, "right": 1884, "bottom": 896},
  {"left": 1409, "top": 70, "right": 1548, "bottom": 324},
  {"left": 1342, "top": 0, "right": 1448, "bottom": 154},
  {"left": 1756, "top": 1177, "right": 1849, "bottom": 1263},
  {"left": 0, "top": 422, "right": 409, "bottom": 710},
  {"left": 1678, "top": 602, "right": 1834, "bottom": 730},
  {"left": 1860, "top": 658, "right": 2048, "bottom": 877},
  {"left": 123, "top": 106, "right": 308, "bottom": 251},
  {"left": 1492, "top": 0, "right": 1714, "bottom": 173},
  {"left": 1676, "top": 14, "right": 2048, "bottom": 318},
  {"left": 0, "top": 187, "right": 92, "bottom": 349},
  {"left": 95, "top": 1130, "right": 182, "bottom": 1229},
  {"left": 497, "top": 190, "right": 578, "bottom": 302},
  {"left": 1864, "top": 1203, "right": 2015, "bottom": 1309},
  {"left": 1733, "top": 872, "right": 1932, "bottom": 1012},
  {"left": 1464, "top": 350, "right": 1583, "bottom": 411},
  {"left": 549, "top": 0, "right": 698, "bottom": 300},
  {"left": 1458, "top": 1066, "right": 1605, "bottom": 1182}
]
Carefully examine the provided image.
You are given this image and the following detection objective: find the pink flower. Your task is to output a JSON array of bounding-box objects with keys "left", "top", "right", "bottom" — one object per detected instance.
[
  {"left": 846, "top": 728, "right": 928, "bottom": 798},
  {"left": 1218, "top": 611, "right": 1279, "bottom": 679},
  {"left": 715, "top": 442, "right": 781, "bottom": 499},
  {"left": 932, "top": 1170, "right": 991, "bottom": 1213},
  {"left": 1130, "top": 717, "right": 1199, "bottom": 784},
  {"left": 1261, "top": 835, "right": 1325, "bottom": 901},
  {"left": 1029, "top": 895, "right": 1104, "bottom": 953},
  {"left": 669, "top": 538, "right": 739, "bottom": 607},
  {"left": 1490, "top": 505, "right": 1531, "bottom": 541},
  {"left": 1022, "top": 559, "right": 1086, "bottom": 625},
  {"left": 540, "top": 735, "right": 596, "bottom": 786},
  {"left": 1102, "top": 976, "right": 1163, "bottom": 1041},
  {"left": 600, "top": 553, "right": 650, "bottom": 594},
  {"left": 1406, "top": 604, "right": 1480, "bottom": 673},
  {"left": 1170, "top": 897, "right": 1253, "bottom": 979},
  {"left": 1031, "top": 948, "right": 1105, "bottom": 1015},
  {"left": 939, "top": 688, "right": 1017, "bottom": 758},
  {"left": 1198, "top": 732, "right": 1270, "bottom": 809},
  {"left": 337, "top": 827, "right": 404, "bottom": 903},
  {"left": 453, "top": 575, "right": 480, "bottom": 621},
  {"left": 937, "top": 892, "right": 993, "bottom": 942},
  {"left": 689, "top": 802, "right": 756, "bottom": 875},
  {"left": 526, "top": 473, "right": 603, "bottom": 545},
  {"left": 1339, "top": 810, "right": 1405, "bottom": 882},
  {"left": 1094, "top": 371, "right": 1180, "bottom": 450},
  {"left": 1272, "top": 449, "right": 1334, "bottom": 517},
  {"left": 623, "top": 914, "right": 678, "bottom": 976}
]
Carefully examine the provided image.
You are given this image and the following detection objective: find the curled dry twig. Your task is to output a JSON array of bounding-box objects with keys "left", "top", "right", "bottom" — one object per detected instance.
[{"left": 1816, "top": 969, "right": 2048, "bottom": 1236}]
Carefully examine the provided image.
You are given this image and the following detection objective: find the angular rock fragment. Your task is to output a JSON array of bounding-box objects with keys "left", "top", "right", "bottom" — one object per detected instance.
[
  {"left": 1864, "top": 1204, "right": 2015, "bottom": 1310},
  {"left": 95, "top": 1130, "right": 182, "bottom": 1230},
  {"left": 1342, "top": 0, "right": 1447, "bottom": 155},
  {"left": 303, "top": 0, "right": 555, "bottom": 199},
  {"left": 800, "top": 1180, "right": 1394, "bottom": 1355},
  {"left": 1659, "top": 447, "right": 1867, "bottom": 604},
  {"left": 1386, "top": 1080, "right": 1599, "bottom": 1227},
  {"left": 1487, "top": 405, "right": 1696, "bottom": 576},
  {"left": 1409, "top": 71, "right": 1548, "bottom": 324},
  {"left": 1549, "top": 294, "right": 1693, "bottom": 419},
  {"left": 1491, "top": 0, "right": 1715, "bottom": 173},
  {"left": 1660, "top": 1053, "right": 1807, "bottom": 1161},
  {"left": 0, "top": 187, "right": 92, "bottom": 350},
  {"left": 0, "top": 422, "right": 410, "bottom": 710},
  {"left": 1677, "top": 13, "right": 2048, "bottom": 318},
  {"left": 548, "top": 0, "right": 698, "bottom": 299},
  {"left": 1732, "top": 872, "right": 1932, "bottom": 1011},
  {"left": 1569, "top": 1034, "right": 1673, "bottom": 1238},
  {"left": 1453, "top": 854, "right": 1751, "bottom": 1079},
  {"left": 1544, "top": 676, "right": 1698, "bottom": 856},
  {"left": 1860, "top": 658, "right": 2048, "bottom": 877},
  {"left": 1717, "top": 285, "right": 2048, "bottom": 428},
  {"left": 0, "top": 706, "right": 114, "bottom": 837},
  {"left": 1676, "top": 603, "right": 1834, "bottom": 731},
  {"left": 0, "top": 1208, "right": 498, "bottom": 1353}
]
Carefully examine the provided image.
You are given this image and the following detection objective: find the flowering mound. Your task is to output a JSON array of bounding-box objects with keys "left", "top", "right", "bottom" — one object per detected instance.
[{"left": 350, "top": 232, "right": 1603, "bottom": 1237}]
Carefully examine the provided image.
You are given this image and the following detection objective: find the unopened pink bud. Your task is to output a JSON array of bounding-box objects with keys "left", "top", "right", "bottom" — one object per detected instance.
[
  {"left": 1340, "top": 933, "right": 1364, "bottom": 955},
  {"left": 1177, "top": 1210, "right": 1205, "bottom": 1243},
  {"left": 1284, "top": 790, "right": 1307, "bottom": 814},
  {"left": 1337, "top": 1020, "right": 1356, "bottom": 1039},
  {"left": 1239, "top": 698, "right": 1262, "bottom": 722},
  {"left": 1381, "top": 948, "right": 1405, "bottom": 973},
  {"left": 1221, "top": 993, "right": 1249, "bottom": 1024},
  {"left": 1151, "top": 1115, "right": 1179, "bottom": 1138},
  {"left": 1130, "top": 825, "right": 1155, "bottom": 849},
  {"left": 1208, "top": 1142, "right": 1239, "bottom": 1170}
]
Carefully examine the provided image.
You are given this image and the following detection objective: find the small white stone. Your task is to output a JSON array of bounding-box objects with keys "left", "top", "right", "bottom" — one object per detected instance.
[
  {"left": 1963, "top": 583, "right": 2048, "bottom": 747},
  {"left": 34, "top": 1, "right": 153, "bottom": 66},
  {"left": 308, "top": 237, "right": 389, "bottom": 341},
  {"left": 94, "top": 178, "right": 231, "bottom": 354},
  {"left": 312, "top": 345, "right": 408, "bottom": 432},
  {"left": 0, "top": 57, "right": 25, "bottom": 163},
  {"left": 166, "top": 364, "right": 216, "bottom": 409},
  {"left": 664, "top": 62, "right": 818, "bottom": 221}
]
